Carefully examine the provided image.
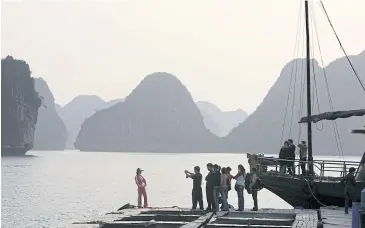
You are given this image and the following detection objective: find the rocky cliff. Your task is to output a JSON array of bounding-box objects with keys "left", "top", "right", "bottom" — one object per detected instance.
[
  {"left": 196, "top": 101, "right": 247, "bottom": 137},
  {"left": 74, "top": 72, "right": 220, "bottom": 152},
  {"left": 57, "top": 95, "right": 124, "bottom": 149},
  {"left": 225, "top": 51, "right": 365, "bottom": 156},
  {"left": 1, "top": 56, "right": 42, "bottom": 155},
  {"left": 33, "top": 78, "right": 68, "bottom": 150}
]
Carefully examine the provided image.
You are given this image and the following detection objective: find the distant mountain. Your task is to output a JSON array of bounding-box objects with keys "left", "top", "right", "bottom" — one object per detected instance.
[
  {"left": 57, "top": 95, "right": 124, "bottom": 149},
  {"left": 1, "top": 56, "right": 42, "bottom": 155},
  {"left": 33, "top": 78, "right": 67, "bottom": 150},
  {"left": 74, "top": 72, "right": 220, "bottom": 152},
  {"left": 196, "top": 101, "right": 247, "bottom": 137},
  {"left": 224, "top": 51, "right": 365, "bottom": 156}
]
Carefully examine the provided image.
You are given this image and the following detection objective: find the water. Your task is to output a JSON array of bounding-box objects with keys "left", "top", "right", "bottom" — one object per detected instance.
[{"left": 1, "top": 151, "right": 360, "bottom": 228}]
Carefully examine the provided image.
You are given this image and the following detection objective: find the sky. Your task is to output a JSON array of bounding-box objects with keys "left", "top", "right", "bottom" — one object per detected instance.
[{"left": 1, "top": 0, "right": 365, "bottom": 114}]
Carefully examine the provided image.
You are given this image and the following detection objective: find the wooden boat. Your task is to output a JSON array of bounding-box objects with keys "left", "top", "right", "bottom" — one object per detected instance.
[{"left": 247, "top": 0, "right": 365, "bottom": 209}]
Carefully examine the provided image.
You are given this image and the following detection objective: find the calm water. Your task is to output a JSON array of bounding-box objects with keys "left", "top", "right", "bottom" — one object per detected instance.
[{"left": 1, "top": 151, "right": 360, "bottom": 228}]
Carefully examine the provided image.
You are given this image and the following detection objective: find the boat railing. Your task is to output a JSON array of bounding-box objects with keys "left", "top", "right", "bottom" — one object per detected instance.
[{"left": 255, "top": 156, "right": 363, "bottom": 179}]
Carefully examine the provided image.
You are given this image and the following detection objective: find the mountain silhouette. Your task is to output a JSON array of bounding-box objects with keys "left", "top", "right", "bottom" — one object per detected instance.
[
  {"left": 74, "top": 72, "right": 220, "bottom": 152},
  {"left": 57, "top": 95, "right": 124, "bottom": 149},
  {"left": 1, "top": 56, "right": 42, "bottom": 155},
  {"left": 33, "top": 78, "right": 68, "bottom": 150},
  {"left": 196, "top": 101, "right": 247, "bottom": 137},
  {"left": 224, "top": 51, "right": 365, "bottom": 156}
]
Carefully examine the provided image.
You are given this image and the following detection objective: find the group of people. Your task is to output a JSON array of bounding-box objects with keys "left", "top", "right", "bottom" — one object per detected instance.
[
  {"left": 185, "top": 163, "right": 261, "bottom": 212},
  {"left": 133, "top": 156, "right": 357, "bottom": 215},
  {"left": 279, "top": 139, "right": 308, "bottom": 175}
]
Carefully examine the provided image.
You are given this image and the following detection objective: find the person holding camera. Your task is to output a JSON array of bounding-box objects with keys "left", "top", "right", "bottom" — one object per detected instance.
[{"left": 185, "top": 166, "right": 204, "bottom": 210}]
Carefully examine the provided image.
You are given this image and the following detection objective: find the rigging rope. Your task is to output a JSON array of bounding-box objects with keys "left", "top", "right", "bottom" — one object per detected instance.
[
  {"left": 309, "top": 4, "right": 323, "bottom": 132},
  {"left": 297, "top": 51, "right": 306, "bottom": 142},
  {"left": 320, "top": 1, "right": 365, "bottom": 92},
  {"left": 288, "top": 54, "right": 299, "bottom": 138},
  {"left": 312, "top": 2, "right": 344, "bottom": 159},
  {"left": 280, "top": 1, "right": 303, "bottom": 148}
]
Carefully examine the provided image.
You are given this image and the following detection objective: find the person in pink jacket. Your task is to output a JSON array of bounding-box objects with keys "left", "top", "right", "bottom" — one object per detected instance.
[{"left": 135, "top": 168, "right": 148, "bottom": 208}]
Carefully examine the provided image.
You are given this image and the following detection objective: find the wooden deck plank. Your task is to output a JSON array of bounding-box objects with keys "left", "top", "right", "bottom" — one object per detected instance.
[
  {"left": 74, "top": 207, "right": 324, "bottom": 228},
  {"left": 320, "top": 207, "right": 351, "bottom": 228},
  {"left": 291, "top": 209, "right": 318, "bottom": 228},
  {"left": 180, "top": 212, "right": 213, "bottom": 228},
  {"left": 206, "top": 224, "right": 292, "bottom": 228}
]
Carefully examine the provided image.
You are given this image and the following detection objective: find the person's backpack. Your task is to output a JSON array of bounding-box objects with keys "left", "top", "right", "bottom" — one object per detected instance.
[
  {"left": 244, "top": 173, "right": 263, "bottom": 193},
  {"left": 252, "top": 175, "right": 263, "bottom": 191},
  {"left": 244, "top": 173, "right": 252, "bottom": 194}
]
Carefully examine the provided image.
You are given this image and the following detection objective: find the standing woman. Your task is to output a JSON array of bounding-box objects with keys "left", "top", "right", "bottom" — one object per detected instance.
[
  {"left": 135, "top": 168, "right": 148, "bottom": 208},
  {"left": 231, "top": 164, "right": 246, "bottom": 211}
]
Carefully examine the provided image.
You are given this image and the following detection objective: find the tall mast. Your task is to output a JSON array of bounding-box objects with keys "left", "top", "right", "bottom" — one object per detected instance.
[{"left": 304, "top": 0, "right": 314, "bottom": 174}]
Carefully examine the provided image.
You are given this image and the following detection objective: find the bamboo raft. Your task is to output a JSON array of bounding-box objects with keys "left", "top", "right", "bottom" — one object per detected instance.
[{"left": 72, "top": 204, "right": 353, "bottom": 228}]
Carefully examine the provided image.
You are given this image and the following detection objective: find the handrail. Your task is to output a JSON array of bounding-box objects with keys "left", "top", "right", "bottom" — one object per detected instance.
[
  {"left": 254, "top": 156, "right": 363, "bottom": 178},
  {"left": 257, "top": 156, "right": 362, "bottom": 165}
]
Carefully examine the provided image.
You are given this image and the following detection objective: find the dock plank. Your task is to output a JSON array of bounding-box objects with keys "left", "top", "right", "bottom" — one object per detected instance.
[
  {"left": 180, "top": 212, "right": 213, "bottom": 228},
  {"left": 291, "top": 209, "right": 318, "bottom": 228},
  {"left": 320, "top": 207, "right": 351, "bottom": 228},
  {"left": 74, "top": 207, "right": 325, "bottom": 228}
]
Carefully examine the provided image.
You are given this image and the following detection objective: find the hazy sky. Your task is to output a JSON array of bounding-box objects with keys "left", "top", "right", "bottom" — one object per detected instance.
[{"left": 2, "top": 0, "right": 364, "bottom": 113}]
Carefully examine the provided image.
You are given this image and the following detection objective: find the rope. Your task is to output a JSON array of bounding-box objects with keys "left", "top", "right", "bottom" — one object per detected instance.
[
  {"left": 311, "top": 2, "right": 344, "bottom": 159},
  {"left": 297, "top": 54, "right": 306, "bottom": 142},
  {"left": 259, "top": 175, "right": 328, "bottom": 208},
  {"left": 308, "top": 5, "right": 323, "bottom": 131},
  {"left": 280, "top": 1, "right": 303, "bottom": 148},
  {"left": 304, "top": 178, "right": 327, "bottom": 207},
  {"left": 320, "top": 1, "right": 365, "bottom": 92},
  {"left": 289, "top": 58, "right": 298, "bottom": 138}
]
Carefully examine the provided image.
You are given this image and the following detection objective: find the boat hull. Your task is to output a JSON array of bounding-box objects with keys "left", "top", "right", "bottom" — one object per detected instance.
[{"left": 259, "top": 173, "right": 365, "bottom": 209}]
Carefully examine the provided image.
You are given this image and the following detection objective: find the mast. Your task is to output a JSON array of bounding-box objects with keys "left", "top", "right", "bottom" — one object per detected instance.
[{"left": 304, "top": 0, "right": 314, "bottom": 174}]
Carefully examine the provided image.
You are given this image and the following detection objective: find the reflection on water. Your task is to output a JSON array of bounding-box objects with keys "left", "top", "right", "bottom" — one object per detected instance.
[{"left": 1, "top": 151, "right": 360, "bottom": 228}]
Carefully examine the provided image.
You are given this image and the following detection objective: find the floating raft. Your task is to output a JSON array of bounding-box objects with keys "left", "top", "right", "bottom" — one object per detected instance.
[{"left": 74, "top": 205, "right": 353, "bottom": 228}]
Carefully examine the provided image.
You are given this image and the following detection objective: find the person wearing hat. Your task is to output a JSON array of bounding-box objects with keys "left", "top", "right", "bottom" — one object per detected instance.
[
  {"left": 341, "top": 167, "right": 356, "bottom": 214},
  {"left": 135, "top": 168, "right": 148, "bottom": 208}
]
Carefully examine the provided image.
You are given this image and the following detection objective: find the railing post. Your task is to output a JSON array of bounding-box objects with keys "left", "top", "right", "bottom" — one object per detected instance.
[
  {"left": 320, "top": 162, "right": 324, "bottom": 177},
  {"left": 353, "top": 202, "right": 361, "bottom": 228},
  {"left": 275, "top": 163, "right": 278, "bottom": 173},
  {"left": 360, "top": 188, "right": 365, "bottom": 228}
]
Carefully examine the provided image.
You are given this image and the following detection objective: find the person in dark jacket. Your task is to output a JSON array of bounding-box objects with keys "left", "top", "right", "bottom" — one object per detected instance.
[
  {"left": 205, "top": 163, "right": 215, "bottom": 211},
  {"left": 287, "top": 139, "right": 296, "bottom": 175},
  {"left": 341, "top": 167, "right": 356, "bottom": 214},
  {"left": 185, "top": 166, "right": 204, "bottom": 210},
  {"left": 279, "top": 141, "right": 289, "bottom": 173},
  {"left": 249, "top": 168, "right": 260, "bottom": 211},
  {"left": 226, "top": 167, "right": 232, "bottom": 196},
  {"left": 212, "top": 164, "right": 221, "bottom": 211}
]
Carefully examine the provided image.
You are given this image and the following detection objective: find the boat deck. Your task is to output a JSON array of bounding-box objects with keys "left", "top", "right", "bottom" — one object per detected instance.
[{"left": 74, "top": 206, "right": 352, "bottom": 228}]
